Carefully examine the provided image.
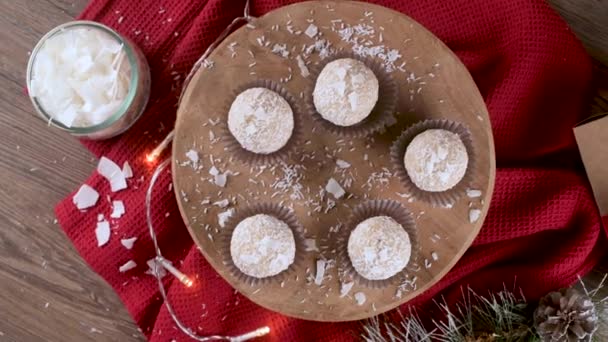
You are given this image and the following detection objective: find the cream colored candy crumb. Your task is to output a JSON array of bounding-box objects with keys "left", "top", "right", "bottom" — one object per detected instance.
[
  {"left": 230, "top": 214, "right": 295, "bottom": 278},
  {"left": 228, "top": 88, "right": 294, "bottom": 154},
  {"left": 404, "top": 129, "right": 468, "bottom": 192},
  {"left": 313, "top": 58, "right": 379, "bottom": 126},
  {"left": 347, "top": 216, "right": 411, "bottom": 280}
]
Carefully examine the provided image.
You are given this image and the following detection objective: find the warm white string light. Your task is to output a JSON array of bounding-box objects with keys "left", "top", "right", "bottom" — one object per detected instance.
[
  {"left": 146, "top": 158, "right": 270, "bottom": 341},
  {"left": 147, "top": 0, "right": 255, "bottom": 164},
  {"left": 142, "top": 1, "right": 270, "bottom": 340}
]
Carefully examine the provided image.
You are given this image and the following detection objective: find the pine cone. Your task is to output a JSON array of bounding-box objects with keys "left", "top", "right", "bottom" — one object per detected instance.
[{"left": 534, "top": 288, "right": 598, "bottom": 342}]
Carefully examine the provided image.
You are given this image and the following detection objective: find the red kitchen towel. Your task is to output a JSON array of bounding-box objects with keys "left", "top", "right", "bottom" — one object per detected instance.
[{"left": 54, "top": 0, "right": 606, "bottom": 341}]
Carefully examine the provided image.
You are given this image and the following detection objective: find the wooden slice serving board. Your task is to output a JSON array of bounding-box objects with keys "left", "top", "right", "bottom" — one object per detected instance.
[{"left": 172, "top": 1, "right": 495, "bottom": 322}]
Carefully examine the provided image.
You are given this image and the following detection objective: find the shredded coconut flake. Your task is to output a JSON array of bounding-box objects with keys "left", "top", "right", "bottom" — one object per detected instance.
[
  {"left": 95, "top": 220, "right": 111, "bottom": 247},
  {"left": 120, "top": 237, "right": 137, "bottom": 250},
  {"left": 119, "top": 260, "right": 137, "bottom": 272},
  {"left": 97, "top": 157, "right": 127, "bottom": 192},
  {"left": 296, "top": 55, "right": 310, "bottom": 77},
  {"left": 73, "top": 184, "right": 99, "bottom": 209},
  {"left": 354, "top": 292, "right": 366, "bottom": 305},
  {"left": 218, "top": 209, "right": 235, "bottom": 227},
  {"left": 122, "top": 161, "right": 133, "bottom": 178},
  {"left": 304, "top": 24, "right": 318, "bottom": 38},
  {"left": 336, "top": 159, "right": 351, "bottom": 169},
  {"left": 304, "top": 238, "right": 319, "bottom": 252},
  {"left": 466, "top": 189, "right": 482, "bottom": 198},
  {"left": 110, "top": 200, "right": 125, "bottom": 218},
  {"left": 314, "top": 259, "right": 326, "bottom": 285},
  {"left": 325, "top": 178, "right": 345, "bottom": 199},
  {"left": 469, "top": 209, "right": 481, "bottom": 223},
  {"left": 340, "top": 281, "right": 354, "bottom": 298}
]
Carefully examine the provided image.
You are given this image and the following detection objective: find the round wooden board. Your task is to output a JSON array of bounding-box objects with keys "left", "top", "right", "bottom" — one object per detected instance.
[{"left": 172, "top": 1, "right": 495, "bottom": 322}]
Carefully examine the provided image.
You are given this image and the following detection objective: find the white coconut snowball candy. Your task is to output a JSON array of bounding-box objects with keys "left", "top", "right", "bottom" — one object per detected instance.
[
  {"left": 313, "top": 58, "right": 379, "bottom": 126},
  {"left": 404, "top": 129, "right": 469, "bottom": 192},
  {"left": 27, "top": 23, "right": 131, "bottom": 128},
  {"left": 348, "top": 216, "right": 411, "bottom": 280},
  {"left": 230, "top": 214, "right": 296, "bottom": 278},
  {"left": 228, "top": 87, "right": 294, "bottom": 154}
]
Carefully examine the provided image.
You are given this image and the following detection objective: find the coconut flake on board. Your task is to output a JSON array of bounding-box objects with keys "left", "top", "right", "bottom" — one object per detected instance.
[
  {"left": 73, "top": 184, "right": 99, "bottom": 209},
  {"left": 340, "top": 281, "right": 354, "bottom": 298},
  {"left": 110, "top": 200, "right": 125, "bottom": 218},
  {"left": 97, "top": 157, "right": 127, "bottom": 192},
  {"left": 304, "top": 238, "right": 319, "bottom": 252},
  {"left": 304, "top": 24, "right": 319, "bottom": 38},
  {"left": 95, "top": 220, "right": 111, "bottom": 247},
  {"left": 185, "top": 149, "right": 201, "bottom": 169},
  {"left": 314, "top": 259, "right": 326, "bottom": 285},
  {"left": 336, "top": 159, "right": 351, "bottom": 169},
  {"left": 119, "top": 260, "right": 137, "bottom": 272},
  {"left": 325, "top": 178, "right": 345, "bottom": 199},
  {"left": 354, "top": 292, "right": 366, "bottom": 305},
  {"left": 218, "top": 208, "right": 235, "bottom": 227},
  {"left": 122, "top": 161, "right": 133, "bottom": 178},
  {"left": 469, "top": 209, "right": 481, "bottom": 223},
  {"left": 466, "top": 189, "right": 482, "bottom": 198},
  {"left": 296, "top": 55, "right": 310, "bottom": 77},
  {"left": 120, "top": 237, "right": 137, "bottom": 250}
]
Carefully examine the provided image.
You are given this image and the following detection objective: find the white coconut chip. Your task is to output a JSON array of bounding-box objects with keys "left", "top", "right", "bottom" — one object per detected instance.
[
  {"left": 145, "top": 258, "right": 167, "bottom": 278},
  {"left": 296, "top": 55, "right": 309, "bottom": 77},
  {"left": 214, "top": 173, "right": 227, "bottom": 187},
  {"left": 119, "top": 260, "right": 137, "bottom": 272},
  {"left": 110, "top": 200, "right": 125, "bottom": 218},
  {"left": 120, "top": 237, "right": 137, "bottom": 250},
  {"left": 304, "top": 24, "right": 318, "bottom": 38},
  {"left": 122, "top": 161, "right": 133, "bottom": 178},
  {"left": 314, "top": 259, "right": 326, "bottom": 285},
  {"left": 304, "top": 238, "right": 319, "bottom": 252},
  {"left": 95, "top": 220, "right": 111, "bottom": 247},
  {"left": 340, "top": 281, "right": 354, "bottom": 298},
  {"left": 73, "top": 184, "right": 99, "bottom": 210},
  {"left": 185, "top": 149, "right": 200, "bottom": 169},
  {"left": 97, "top": 157, "right": 127, "bottom": 192},
  {"left": 354, "top": 292, "right": 366, "bottom": 305},
  {"left": 336, "top": 159, "right": 351, "bottom": 169},
  {"left": 325, "top": 178, "right": 345, "bottom": 199},
  {"left": 218, "top": 208, "right": 235, "bottom": 227},
  {"left": 209, "top": 166, "right": 219, "bottom": 176},
  {"left": 469, "top": 209, "right": 481, "bottom": 223},
  {"left": 213, "top": 199, "right": 230, "bottom": 208},
  {"left": 466, "top": 189, "right": 482, "bottom": 198}
]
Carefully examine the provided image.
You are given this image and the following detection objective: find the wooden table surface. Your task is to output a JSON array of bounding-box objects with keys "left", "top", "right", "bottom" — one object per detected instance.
[{"left": 0, "top": 1, "right": 606, "bottom": 341}]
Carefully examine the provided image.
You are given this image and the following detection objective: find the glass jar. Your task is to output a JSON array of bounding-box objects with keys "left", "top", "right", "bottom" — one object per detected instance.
[{"left": 26, "top": 21, "right": 151, "bottom": 140}]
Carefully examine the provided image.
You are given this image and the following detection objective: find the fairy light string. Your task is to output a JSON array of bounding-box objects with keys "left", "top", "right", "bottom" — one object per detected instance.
[
  {"left": 146, "top": 159, "right": 270, "bottom": 341},
  {"left": 144, "top": 1, "right": 270, "bottom": 340},
  {"left": 147, "top": 0, "right": 255, "bottom": 163}
]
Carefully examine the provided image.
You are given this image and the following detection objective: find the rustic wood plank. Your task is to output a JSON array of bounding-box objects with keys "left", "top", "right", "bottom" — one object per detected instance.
[
  {"left": 0, "top": 0, "right": 143, "bottom": 341},
  {"left": 548, "top": 0, "right": 608, "bottom": 65},
  {"left": 0, "top": 0, "right": 606, "bottom": 341}
]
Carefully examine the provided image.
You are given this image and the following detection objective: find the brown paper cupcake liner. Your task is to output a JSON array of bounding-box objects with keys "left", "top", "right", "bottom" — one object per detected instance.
[
  {"left": 390, "top": 119, "right": 475, "bottom": 207},
  {"left": 218, "top": 203, "right": 307, "bottom": 287},
  {"left": 336, "top": 200, "right": 419, "bottom": 289},
  {"left": 306, "top": 53, "right": 398, "bottom": 138},
  {"left": 220, "top": 80, "right": 303, "bottom": 166}
]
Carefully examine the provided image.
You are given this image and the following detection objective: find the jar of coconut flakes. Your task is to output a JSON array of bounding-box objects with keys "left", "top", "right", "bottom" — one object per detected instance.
[{"left": 26, "top": 21, "right": 151, "bottom": 140}]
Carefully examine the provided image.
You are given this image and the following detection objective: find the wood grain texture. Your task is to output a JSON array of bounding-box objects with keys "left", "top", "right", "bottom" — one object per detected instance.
[
  {"left": 0, "top": 0, "right": 143, "bottom": 341},
  {"left": 548, "top": 0, "right": 608, "bottom": 65},
  {"left": 173, "top": 0, "right": 495, "bottom": 322},
  {"left": 0, "top": 0, "right": 605, "bottom": 340}
]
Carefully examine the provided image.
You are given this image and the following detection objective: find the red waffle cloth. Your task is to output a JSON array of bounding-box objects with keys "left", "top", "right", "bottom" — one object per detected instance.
[{"left": 54, "top": 0, "right": 607, "bottom": 341}]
